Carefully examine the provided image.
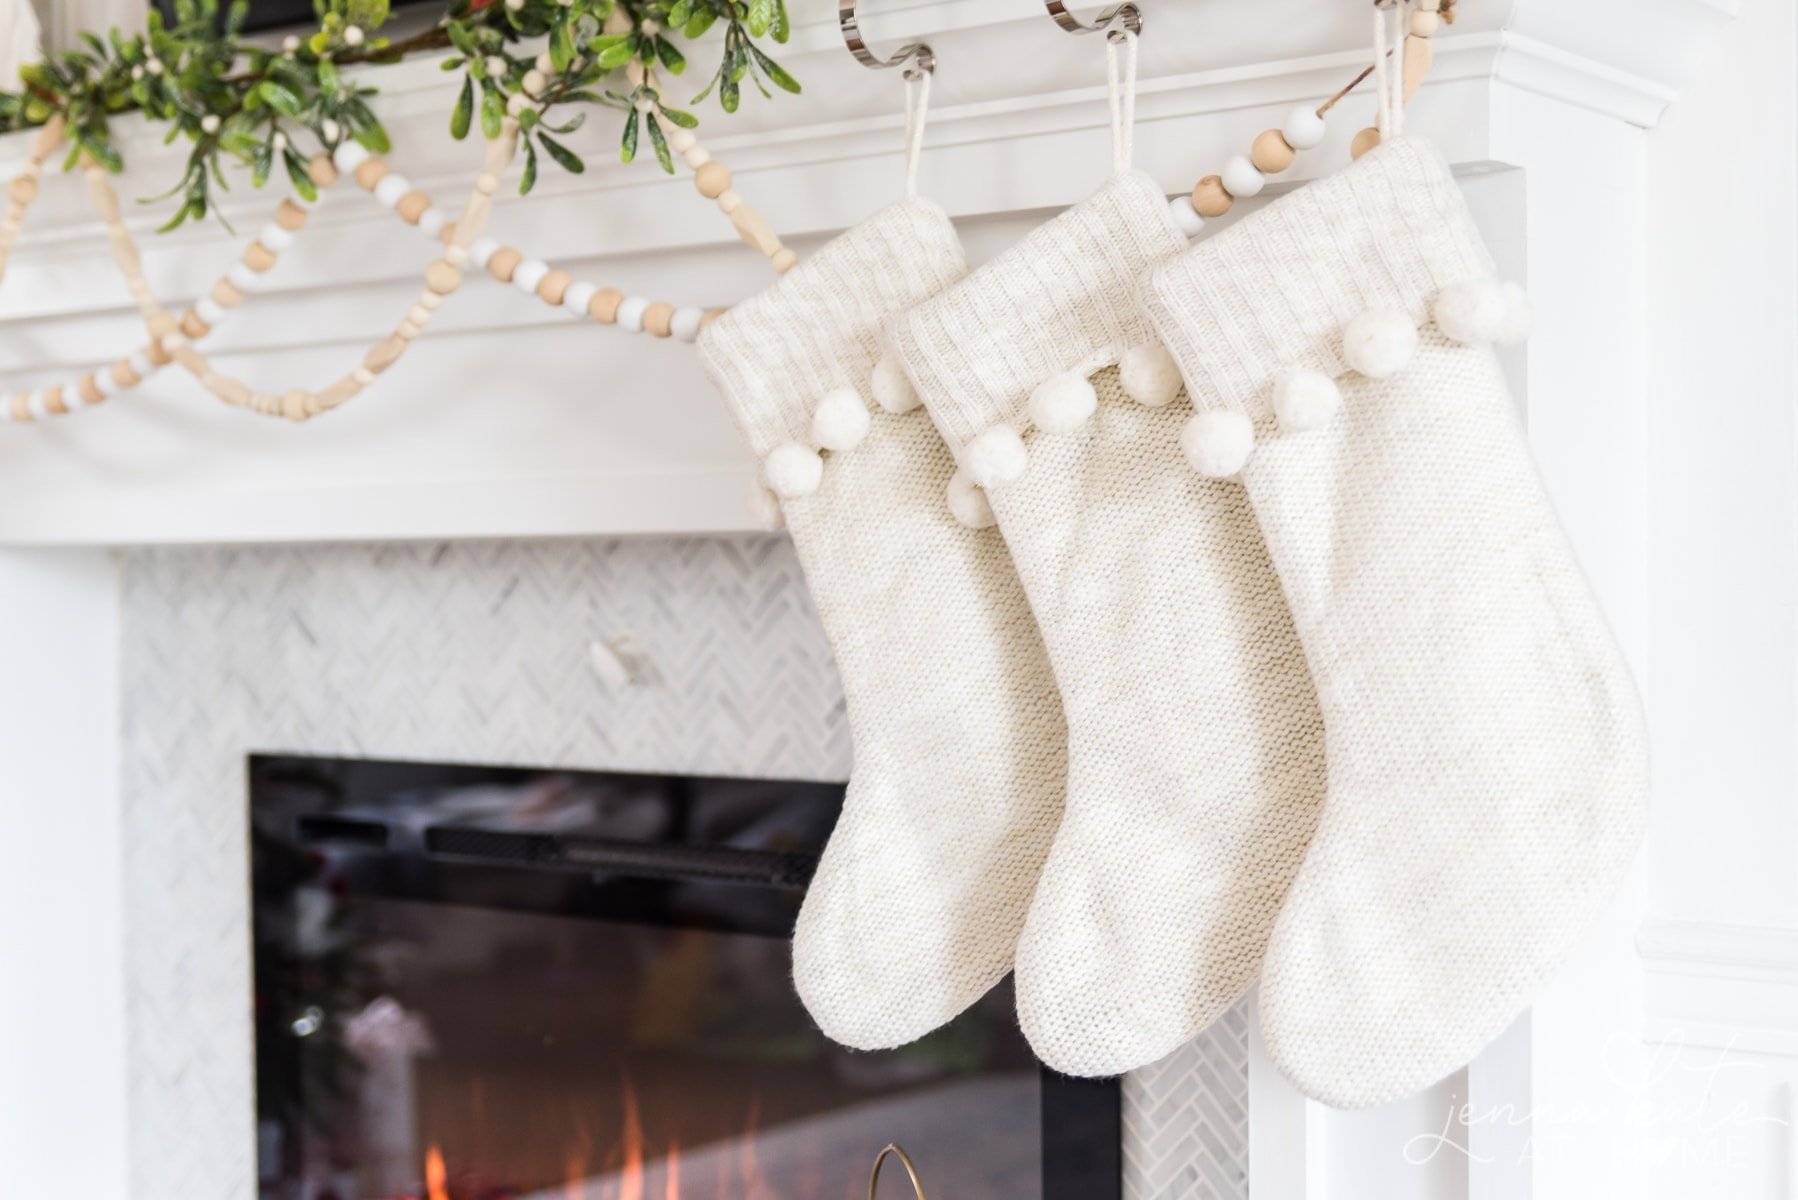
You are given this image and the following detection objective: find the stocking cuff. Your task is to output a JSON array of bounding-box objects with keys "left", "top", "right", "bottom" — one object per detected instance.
[
  {"left": 1141, "top": 137, "right": 1495, "bottom": 422},
  {"left": 699, "top": 200, "right": 966, "bottom": 458},
  {"left": 891, "top": 170, "right": 1187, "bottom": 450}
]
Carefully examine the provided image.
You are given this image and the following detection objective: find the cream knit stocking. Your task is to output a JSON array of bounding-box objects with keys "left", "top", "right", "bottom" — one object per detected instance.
[
  {"left": 1143, "top": 138, "right": 1649, "bottom": 1108},
  {"left": 892, "top": 171, "right": 1327, "bottom": 1078},
  {"left": 699, "top": 201, "right": 1068, "bottom": 1051}
]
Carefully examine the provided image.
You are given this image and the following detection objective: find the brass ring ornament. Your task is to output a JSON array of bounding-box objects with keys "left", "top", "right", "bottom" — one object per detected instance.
[
  {"left": 868, "top": 1143, "right": 929, "bottom": 1200},
  {"left": 839, "top": 0, "right": 936, "bottom": 78},
  {"left": 1044, "top": 0, "right": 1144, "bottom": 39}
]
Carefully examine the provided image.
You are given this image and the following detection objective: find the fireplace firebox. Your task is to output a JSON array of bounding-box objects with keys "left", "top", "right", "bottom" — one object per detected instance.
[{"left": 250, "top": 755, "right": 1120, "bottom": 1200}]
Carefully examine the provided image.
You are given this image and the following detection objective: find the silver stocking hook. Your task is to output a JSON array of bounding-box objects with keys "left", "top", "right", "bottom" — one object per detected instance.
[
  {"left": 840, "top": 0, "right": 935, "bottom": 78},
  {"left": 1045, "top": 0, "right": 1143, "bottom": 40}
]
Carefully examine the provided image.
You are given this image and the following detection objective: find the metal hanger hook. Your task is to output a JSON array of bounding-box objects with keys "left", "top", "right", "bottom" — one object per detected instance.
[
  {"left": 840, "top": 0, "right": 936, "bottom": 78},
  {"left": 1045, "top": 0, "right": 1144, "bottom": 40}
]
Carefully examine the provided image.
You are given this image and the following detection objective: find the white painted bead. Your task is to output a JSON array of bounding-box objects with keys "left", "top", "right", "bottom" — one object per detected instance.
[
  {"left": 443, "top": 244, "right": 469, "bottom": 266},
  {"left": 374, "top": 173, "right": 411, "bottom": 208},
  {"left": 332, "top": 141, "right": 369, "bottom": 172},
  {"left": 1270, "top": 369, "right": 1342, "bottom": 432},
  {"left": 1168, "top": 196, "right": 1207, "bottom": 238},
  {"left": 511, "top": 258, "right": 550, "bottom": 295},
  {"left": 683, "top": 146, "right": 711, "bottom": 168},
  {"left": 945, "top": 469, "right": 997, "bottom": 529},
  {"left": 870, "top": 354, "right": 920, "bottom": 414},
  {"left": 563, "top": 281, "right": 598, "bottom": 315},
  {"left": 962, "top": 424, "right": 1029, "bottom": 489},
  {"left": 1283, "top": 106, "right": 1328, "bottom": 151},
  {"left": 24, "top": 392, "right": 47, "bottom": 420},
  {"left": 467, "top": 237, "right": 499, "bottom": 269},
  {"left": 616, "top": 296, "right": 650, "bottom": 334},
  {"left": 667, "top": 127, "right": 696, "bottom": 154},
  {"left": 764, "top": 442, "right": 824, "bottom": 499},
  {"left": 811, "top": 387, "right": 872, "bottom": 452},
  {"left": 1221, "top": 155, "right": 1267, "bottom": 199},
  {"left": 1028, "top": 371, "right": 1098, "bottom": 434},
  {"left": 93, "top": 370, "right": 118, "bottom": 397},
  {"left": 127, "top": 351, "right": 154, "bottom": 379},
  {"left": 227, "top": 263, "right": 261, "bottom": 293},
  {"left": 417, "top": 208, "right": 445, "bottom": 237},
  {"left": 1342, "top": 308, "right": 1418, "bottom": 378},
  {"left": 1119, "top": 343, "right": 1183, "bottom": 407},
  {"left": 258, "top": 223, "right": 295, "bottom": 253},
  {"left": 1181, "top": 409, "right": 1255, "bottom": 477},
  {"left": 195, "top": 296, "right": 227, "bottom": 325},
  {"left": 418, "top": 291, "right": 444, "bottom": 311},
  {"left": 670, "top": 306, "right": 705, "bottom": 343}
]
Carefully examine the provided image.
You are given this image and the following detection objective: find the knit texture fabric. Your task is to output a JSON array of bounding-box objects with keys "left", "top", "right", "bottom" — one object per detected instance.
[
  {"left": 893, "top": 171, "right": 1328, "bottom": 1077},
  {"left": 699, "top": 200, "right": 1069, "bottom": 1051},
  {"left": 1142, "top": 137, "right": 1650, "bottom": 1109}
]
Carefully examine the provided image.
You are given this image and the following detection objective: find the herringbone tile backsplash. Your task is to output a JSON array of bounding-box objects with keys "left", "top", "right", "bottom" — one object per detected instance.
[{"left": 119, "top": 537, "right": 1248, "bottom": 1200}]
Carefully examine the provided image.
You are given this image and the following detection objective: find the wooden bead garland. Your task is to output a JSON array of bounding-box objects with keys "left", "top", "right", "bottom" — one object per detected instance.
[
  {"left": 0, "top": 115, "right": 66, "bottom": 286},
  {"left": 0, "top": 185, "right": 321, "bottom": 423}
]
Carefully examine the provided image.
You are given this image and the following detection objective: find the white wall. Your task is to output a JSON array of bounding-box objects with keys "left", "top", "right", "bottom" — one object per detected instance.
[
  {"left": 0, "top": 548, "right": 126, "bottom": 1196},
  {"left": 1642, "top": 0, "right": 1798, "bottom": 1194}
]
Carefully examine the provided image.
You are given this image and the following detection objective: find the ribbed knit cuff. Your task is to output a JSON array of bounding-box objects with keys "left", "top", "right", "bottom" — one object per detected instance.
[
  {"left": 890, "top": 170, "right": 1187, "bottom": 450},
  {"left": 1140, "top": 137, "right": 1494, "bottom": 423},
  {"left": 698, "top": 200, "right": 966, "bottom": 458}
]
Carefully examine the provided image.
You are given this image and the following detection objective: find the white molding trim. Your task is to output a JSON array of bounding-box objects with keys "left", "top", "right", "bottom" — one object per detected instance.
[{"left": 1638, "top": 918, "right": 1798, "bottom": 1055}]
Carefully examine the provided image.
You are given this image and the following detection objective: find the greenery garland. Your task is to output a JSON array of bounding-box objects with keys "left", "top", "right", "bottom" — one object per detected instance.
[{"left": 0, "top": 0, "right": 798, "bottom": 230}]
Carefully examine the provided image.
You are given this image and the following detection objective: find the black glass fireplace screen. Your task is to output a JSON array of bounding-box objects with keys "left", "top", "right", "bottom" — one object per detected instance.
[{"left": 250, "top": 755, "right": 1119, "bottom": 1200}]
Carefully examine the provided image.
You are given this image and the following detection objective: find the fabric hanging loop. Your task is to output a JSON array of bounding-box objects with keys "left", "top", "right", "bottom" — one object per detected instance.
[
  {"left": 1373, "top": 1, "right": 1408, "bottom": 141},
  {"left": 903, "top": 67, "right": 932, "bottom": 200},
  {"left": 1106, "top": 28, "right": 1139, "bottom": 174}
]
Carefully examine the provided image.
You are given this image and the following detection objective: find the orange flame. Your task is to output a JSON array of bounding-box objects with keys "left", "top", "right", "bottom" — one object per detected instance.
[
  {"left": 425, "top": 1145, "right": 450, "bottom": 1200},
  {"left": 665, "top": 1139, "right": 680, "bottom": 1200},
  {"left": 619, "top": 1081, "right": 645, "bottom": 1200}
]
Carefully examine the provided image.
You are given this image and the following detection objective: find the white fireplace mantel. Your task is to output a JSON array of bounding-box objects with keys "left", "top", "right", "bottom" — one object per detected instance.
[{"left": 0, "top": 0, "right": 1731, "bottom": 547}]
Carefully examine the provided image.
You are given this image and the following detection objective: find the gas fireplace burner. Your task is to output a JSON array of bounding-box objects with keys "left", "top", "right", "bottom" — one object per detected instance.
[{"left": 250, "top": 755, "right": 1120, "bottom": 1200}]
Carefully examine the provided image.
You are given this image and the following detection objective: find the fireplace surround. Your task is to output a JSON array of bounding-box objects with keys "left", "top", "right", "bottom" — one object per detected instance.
[{"left": 250, "top": 753, "right": 1120, "bottom": 1200}]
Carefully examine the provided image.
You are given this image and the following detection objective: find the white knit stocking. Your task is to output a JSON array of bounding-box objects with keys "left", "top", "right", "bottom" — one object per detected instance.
[
  {"left": 1143, "top": 138, "right": 1649, "bottom": 1108},
  {"left": 892, "top": 172, "right": 1328, "bottom": 1077},
  {"left": 699, "top": 201, "right": 1069, "bottom": 1050}
]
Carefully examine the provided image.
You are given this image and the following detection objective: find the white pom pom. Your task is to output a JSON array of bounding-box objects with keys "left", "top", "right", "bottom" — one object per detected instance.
[
  {"left": 810, "top": 387, "right": 871, "bottom": 452},
  {"left": 1270, "top": 369, "right": 1342, "bottom": 432},
  {"left": 764, "top": 442, "right": 824, "bottom": 499},
  {"left": 746, "top": 479, "right": 785, "bottom": 531},
  {"left": 1432, "top": 279, "right": 1510, "bottom": 345},
  {"left": 870, "top": 354, "right": 921, "bottom": 414},
  {"left": 1028, "top": 372, "right": 1098, "bottom": 434},
  {"left": 1496, "top": 281, "right": 1533, "bottom": 345},
  {"left": 962, "top": 424, "right": 1029, "bottom": 489},
  {"left": 1221, "top": 155, "right": 1267, "bottom": 199},
  {"left": 1282, "top": 106, "right": 1328, "bottom": 151},
  {"left": 1181, "top": 410, "right": 1255, "bottom": 478},
  {"left": 1119, "top": 343, "right": 1183, "bottom": 408},
  {"left": 1168, "top": 196, "right": 1207, "bottom": 238},
  {"left": 945, "top": 469, "right": 997, "bottom": 529},
  {"left": 1341, "top": 309, "right": 1418, "bottom": 379}
]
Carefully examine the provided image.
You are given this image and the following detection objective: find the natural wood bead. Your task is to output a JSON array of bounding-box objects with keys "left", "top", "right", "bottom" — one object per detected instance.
[
  {"left": 1251, "top": 129, "right": 1297, "bottom": 175},
  {"left": 146, "top": 338, "right": 174, "bottom": 368},
  {"left": 439, "top": 221, "right": 458, "bottom": 245},
  {"left": 78, "top": 373, "right": 105, "bottom": 405},
  {"left": 244, "top": 241, "right": 277, "bottom": 272},
  {"left": 1351, "top": 127, "right": 1383, "bottom": 160},
  {"left": 1410, "top": 9, "right": 1440, "bottom": 35},
  {"left": 426, "top": 260, "right": 463, "bottom": 295},
  {"left": 180, "top": 308, "right": 212, "bottom": 339},
  {"left": 475, "top": 172, "right": 500, "bottom": 195},
  {"left": 10, "top": 393, "right": 31, "bottom": 421},
  {"left": 589, "top": 287, "right": 624, "bottom": 324},
  {"left": 694, "top": 161, "right": 732, "bottom": 199},
  {"left": 535, "top": 269, "right": 572, "bottom": 305},
  {"left": 396, "top": 191, "right": 431, "bottom": 224},
  {"left": 213, "top": 374, "right": 251, "bottom": 407},
  {"left": 42, "top": 385, "right": 67, "bottom": 415},
  {"left": 354, "top": 158, "right": 390, "bottom": 191},
  {"left": 307, "top": 155, "right": 339, "bottom": 188},
  {"left": 9, "top": 176, "right": 37, "bottom": 205},
  {"left": 364, "top": 336, "right": 407, "bottom": 374},
  {"left": 771, "top": 247, "right": 798, "bottom": 274},
  {"left": 486, "top": 246, "right": 522, "bottom": 283},
  {"left": 1191, "top": 175, "right": 1234, "bottom": 218},
  {"left": 111, "top": 359, "right": 142, "bottom": 389},
  {"left": 274, "top": 199, "right": 309, "bottom": 230},
  {"left": 319, "top": 377, "right": 362, "bottom": 409},
  {"left": 642, "top": 300, "right": 676, "bottom": 338},
  {"left": 212, "top": 278, "right": 245, "bottom": 307},
  {"left": 281, "top": 390, "right": 311, "bottom": 421}
]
